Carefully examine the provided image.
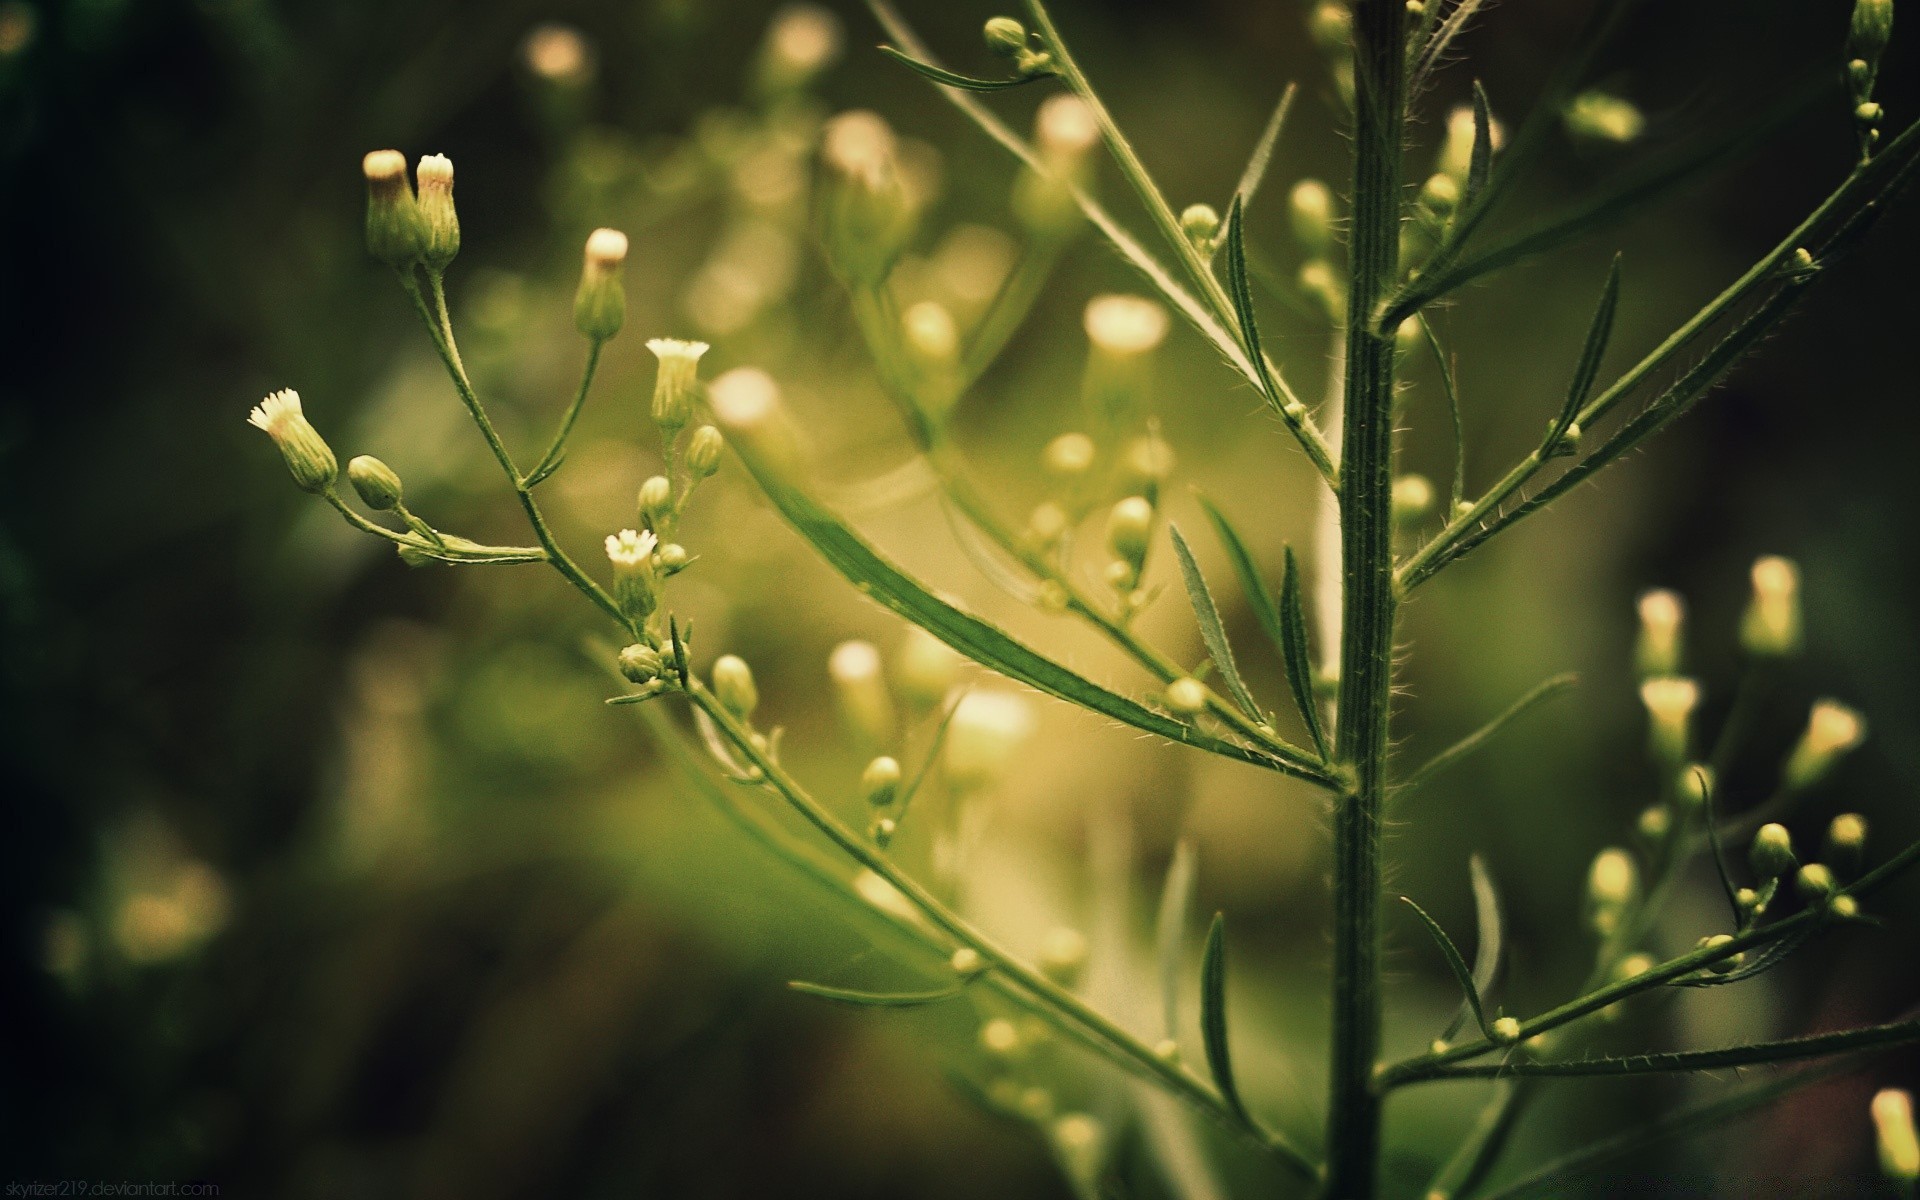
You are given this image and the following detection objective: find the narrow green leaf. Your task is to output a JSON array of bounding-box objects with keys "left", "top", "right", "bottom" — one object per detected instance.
[
  {"left": 1413, "top": 0, "right": 1492, "bottom": 87},
  {"left": 1221, "top": 196, "right": 1274, "bottom": 403},
  {"left": 1278, "top": 548, "right": 1330, "bottom": 760},
  {"left": 1230, "top": 84, "right": 1297, "bottom": 214},
  {"left": 1416, "top": 315, "right": 1467, "bottom": 512},
  {"left": 1402, "top": 895, "right": 1493, "bottom": 1041},
  {"left": 1442, "top": 855, "right": 1504, "bottom": 1042},
  {"left": 1196, "top": 496, "right": 1287, "bottom": 657},
  {"left": 893, "top": 694, "right": 964, "bottom": 827},
  {"left": 1168, "top": 524, "right": 1263, "bottom": 723},
  {"left": 1463, "top": 81, "right": 1493, "bottom": 215},
  {"left": 1200, "top": 913, "right": 1255, "bottom": 1126},
  {"left": 1421, "top": 1017, "right": 1920, "bottom": 1080},
  {"left": 877, "top": 45, "right": 1049, "bottom": 91},
  {"left": 728, "top": 445, "right": 1329, "bottom": 782},
  {"left": 1696, "top": 767, "right": 1745, "bottom": 929},
  {"left": 789, "top": 979, "right": 968, "bottom": 1007},
  {"left": 1155, "top": 840, "right": 1198, "bottom": 1040},
  {"left": 1548, "top": 256, "right": 1621, "bottom": 449},
  {"left": 1399, "top": 674, "right": 1579, "bottom": 792}
]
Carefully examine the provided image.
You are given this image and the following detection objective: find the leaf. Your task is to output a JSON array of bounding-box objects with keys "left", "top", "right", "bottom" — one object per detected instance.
[
  {"left": 1413, "top": 0, "right": 1492, "bottom": 87},
  {"left": 1196, "top": 497, "right": 1287, "bottom": 656},
  {"left": 1230, "top": 84, "right": 1297, "bottom": 214},
  {"left": 1200, "top": 913, "right": 1255, "bottom": 1126},
  {"left": 1399, "top": 674, "right": 1579, "bottom": 792},
  {"left": 877, "top": 45, "right": 1050, "bottom": 91},
  {"left": 1697, "top": 767, "right": 1746, "bottom": 930},
  {"left": 1668, "top": 922, "right": 1815, "bottom": 988},
  {"left": 1442, "top": 855, "right": 1505, "bottom": 1042},
  {"left": 1278, "top": 548, "right": 1330, "bottom": 760},
  {"left": 1548, "top": 256, "right": 1621, "bottom": 449},
  {"left": 1221, "top": 196, "right": 1277, "bottom": 406},
  {"left": 727, "top": 441, "right": 1331, "bottom": 782},
  {"left": 789, "top": 979, "right": 968, "bottom": 1007},
  {"left": 1155, "top": 840, "right": 1198, "bottom": 1040},
  {"left": 1463, "top": 81, "right": 1493, "bottom": 215},
  {"left": 893, "top": 693, "right": 964, "bottom": 827},
  {"left": 1402, "top": 895, "right": 1494, "bottom": 1041},
  {"left": 1168, "top": 524, "right": 1264, "bottom": 723},
  {"left": 1422, "top": 1017, "right": 1920, "bottom": 1079},
  {"left": 1416, "top": 314, "right": 1467, "bottom": 511}
]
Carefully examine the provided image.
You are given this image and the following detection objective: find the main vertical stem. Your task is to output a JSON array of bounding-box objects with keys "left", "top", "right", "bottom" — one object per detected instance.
[{"left": 1324, "top": 3, "right": 1406, "bottom": 1197}]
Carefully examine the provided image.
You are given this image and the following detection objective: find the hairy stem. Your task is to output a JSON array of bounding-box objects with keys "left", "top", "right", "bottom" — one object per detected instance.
[{"left": 1324, "top": 3, "right": 1407, "bottom": 1196}]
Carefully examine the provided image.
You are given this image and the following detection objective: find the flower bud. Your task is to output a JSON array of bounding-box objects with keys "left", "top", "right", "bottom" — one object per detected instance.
[
  {"left": 1491, "top": 1016, "right": 1522, "bottom": 1045},
  {"left": 1850, "top": 0, "right": 1895, "bottom": 84},
  {"left": 1308, "top": 2, "right": 1352, "bottom": 55},
  {"left": 1166, "top": 677, "right": 1209, "bottom": 716},
  {"left": 1875, "top": 1089, "right": 1920, "bottom": 1184},
  {"left": 1014, "top": 95, "right": 1097, "bottom": 234},
  {"left": 1637, "top": 806, "right": 1671, "bottom": 843},
  {"left": 1392, "top": 474, "right": 1435, "bottom": 524},
  {"left": 1052, "top": 1113, "right": 1104, "bottom": 1184},
  {"left": 862, "top": 755, "right": 902, "bottom": 808},
  {"left": 247, "top": 389, "right": 338, "bottom": 493},
  {"left": 983, "top": 15, "right": 1028, "bottom": 58},
  {"left": 895, "top": 626, "right": 965, "bottom": 711},
  {"left": 712, "top": 654, "right": 759, "bottom": 719},
  {"left": 1673, "top": 764, "right": 1713, "bottom": 810},
  {"left": 1794, "top": 862, "right": 1836, "bottom": 905},
  {"left": 1564, "top": 90, "right": 1645, "bottom": 144},
  {"left": 979, "top": 1017, "right": 1023, "bottom": 1059},
  {"left": 1025, "top": 502, "right": 1071, "bottom": 549},
  {"left": 1040, "top": 926, "right": 1088, "bottom": 988},
  {"left": 1298, "top": 260, "right": 1345, "bottom": 323},
  {"left": 657, "top": 544, "right": 689, "bottom": 573},
  {"left": 1639, "top": 677, "right": 1700, "bottom": 764},
  {"left": 604, "top": 528, "right": 660, "bottom": 623},
  {"left": 945, "top": 690, "right": 1034, "bottom": 790},
  {"left": 1420, "top": 171, "right": 1461, "bottom": 217},
  {"left": 638, "top": 475, "right": 673, "bottom": 525},
  {"left": 1749, "top": 823, "right": 1798, "bottom": 880},
  {"left": 618, "top": 642, "right": 665, "bottom": 683},
  {"left": 757, "top": 4, "right": 842, "bottom": 93},
  {"left": 1180, "top": 202, "right": 1221, "bottom": 251},
  {"left": 830, "top": 639, "right": 896, "bottom": 747},
  {"left": 820, "top": 110, "right": 919, "bottom": 286},
  {"left": 1105, "top": 496, "right": 1154, "bottom": 570},
  {"left": 646, "top": 338, "right": 709, "bottom": 435},
  {"left": 1784, "top": 699, "right": 1866, "bottom": 790},
  {"left": 1043, "top": 432, "right": 1097, "bottom": 480},
  {"left": 686, "top": 425, "right": 725, "bottom": 478},
  {"left": 1696, "top": 933, "right": 1741, "bottom": 974},
  {"left": 708, "top": 367, "right": 799, "bottom": 477},
  {"left": 574, "top": 228, "right": 629, "bottom": 341},
  {"left": 1587, "top": 847, "right": 1638, "bottom": 935},
  {"left": 346, "top": 454, "right": 404, "bottom": 511},
  {"left": 1826, "top": 812, "right": 1869, "bottom": 874},
  {"left": 1085, "top": 293, "right": 1169, "bottom": 359},
  {"left": 1289, "top": 179, "right": 1336, "bottom": 255},
  {"left": 1635, "top": 589, "right": 1685, "bottom": 678},
  {"left": 414, "top": 154, "right": 459, "bottom": 270},
  {"left": 362, "top": 149, "right": 425, "bottom": 268},
  {"left": 1740, "top": 555, "right": 1801, "bottom": 657}
]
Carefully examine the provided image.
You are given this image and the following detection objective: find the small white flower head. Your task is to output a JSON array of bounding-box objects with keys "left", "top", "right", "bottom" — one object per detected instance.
[
  {"left": 1490, "top": 1016, "right": 1522, "bottom": 1045},
  {"left": 1741, "top": 554, "right": 1802, "bottom": 657},
  {"left": 1828, "top": 812, "right": 1869, "bottom": 858},
  {"left": 605, "top": 528, "right": 660, "bottom": 622},
  {"left": 523, "top": 22, "right": 594, "bottom": 86},
  {"left": 822, "top": 110, "right": 898, "bottom": 189},
  {"left": 830, "top": 639, "right": 895, "bottom": 746},
  {"left": 646, "top": 338, "right": 709, "bottom": 433},
  {"left": 575, "top": 228, "right": 629, "bottom": 341},
  {"left": 894, "top": 626, "right": 966, "bottom": 711},
  {"left": 362, "top": 148, "right": 407, "bottom": 187},
  {"left": 1084, "top": 294, "right": 1169, "bottom": 357},
  {"left": 1180, "top": 202, "right": 1221, "bottom": 250},
  {"left": 1051, "top": 1112, "right": 1104, "bottom": 1179},
  {"left": 760, "top": 4, "right": 842, "bottom": 90},
  {"left": 711, "top": 654, "right": 760, "bottom": 719},
  {"left": 1639, "top": 676, "right": 1700, "bottom": 762},
  {"left": 414, "top": 153, "right": 459, "bottom": 269},
  {"left": 1874, "top": 1089, "right": 1920, "bottom": 1184},
  {"left": 248, "top": 388, "right": 338, "bottom": 493},
  {"left": 605, "top": 527, "right": 658, "bottom": 570},
  {"left": 1165, "top": 678, "right": 1209, "bottom": 716},
  {"left": 1035, "top": 94, "right": 1099, "bottom": 162},
  {"left": 944, "top": 689, "right": 1035, "bottom": 790},
  {"left": 1784, "top": 698, "right": 1867, "bottom": 790},
  {"left": 362, "top": 149, "right": 424, "bottom": 267},
  {"left": 979, "top": 1016, "right": 1023, "bottom": 1058},
  {"left": 1289, "top": 178, "right": 1336, "bottom": 255},
  {"left": 1635, "top": 588, "right": 1686, "bottom": 677}
]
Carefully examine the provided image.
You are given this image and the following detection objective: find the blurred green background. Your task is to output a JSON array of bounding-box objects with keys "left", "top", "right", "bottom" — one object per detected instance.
[{"left": 4, "top": 0, "right": 1918, "bottom": 1196}]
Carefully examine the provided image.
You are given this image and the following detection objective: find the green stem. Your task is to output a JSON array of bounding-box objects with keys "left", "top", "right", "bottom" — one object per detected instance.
[
  {"left": 1324, "top": 4, "right": 1407, "bottom": 1195},
  {"left": 401, "top": 272, "right": 629, "bottom": 630},
  {"left": 525, "top": 338, "right": 605, "bottom": 486}
]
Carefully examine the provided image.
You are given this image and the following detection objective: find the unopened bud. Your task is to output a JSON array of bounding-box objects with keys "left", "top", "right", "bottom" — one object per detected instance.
[
  {"left": 1741, "top": 555, "right": 1801, "bottom": 657},
  {"left": 346, "top": 454, "right": 404, "bottom": 510},
  {"left": 1026, "top": 502, "right": 1071, "bottom": 548},
  {"left": 362, "top": 149, "right": 425, "bottom": 268},
  {"left": 686, "top": 425, "right": 725, "bottom": 478},
  {"left": 1040, "top": 926, "right": 1088, "bottom": 987},
  {"left": 1298, "top": 259, "right": 1345, "bottom": 323},
  {"left": 1180, "top": 202, "right": 1220, "bottom": 251},
  {"left": 1308, "top": 2, "right": 1352, "bottom": 54},
  {"left": 983, "top": 15, "right": 1028, "bottom": 58},
  {"left": 1043, "top": 432, "right": 1097, "bottom": 480},
  {"left": 605, "top": 528, "right": 660, "bottom": 623},
  {"left": 1850, "top": 0, "right": 1895, "bottom": 77},
  {"left": 1637, "top": 806, "right": 1671, "bottom": 843},
  {"left": 1289, "top": 179, "right": 1336, "bottom": 255},
  {"left": 708, "top": 367, "right": 798, "bottom": 476},
  {"left": 758, "top": 4, "right": 841, "bottom": 92},
  {"left": 657, "top": 544, "right": 689, "bottom": 573},
  {"left": 1784, "top": 699, "right": 1866, "bottom": 790},
  {"left": 1166, "top": 677, "right": 1209, "bottom": 716},
  {"left": 830, "top": 639, "right": 896, "bottom": 747},
  {"left": 1749, "top": 823, "right": 1798, "bottom": 880},
  {"left": 1875, "top": 1089, "right": 1920, "bottom": 1184},
  {"left": 1420, "top": 171, "right": 1461, "bottom": 216},
  {"left": 1392, "top": 474, "right": 1435, "bottom": 524},
  {"left": 1587, "top": 847, "right": 1638, "bottom": 935},
  {"left": 1635, "top": 589, "right": 1685, "bottom": 678},
  {"left": 1640, "top": 677, "right": 1700, "bottom": 763},
  {"left": 712, "top": 654, "right": 759, "bottom": 719},
  {"left": 979, "top": 1017, "right": 1022, "bottom": 1059},
  {"left": 1052, "top": 1113, "right": 1104, "bottom": 1183},
  {"left": 638, "top": 475, "right": 674, "bottom": 525},
  {"left": 1491, "top": 1016, "right": 1522, "bottom": 1045},
  {"left": 1826, "top": 812, "right": 1869, "bottom": 873},
  {"left": 1794, "top": 862, "right": 1836, "bottom": 905},
  {"left": 647, "top": 338, "right": 709, "bottom": 434},
  {"left": 618, "top": 642, "right": 665, "bottom": 683},
  {"left": 1673, "top": 764, "right": 1713, "bottom": 810},
  {"left": 415, "top": 154, "right": 459, "bottom": 270},
  {"left": 1696, "top": 933, "right": 1741, "bottom": 974},
  {"left": 247, "top": 389, "right": 338, "bottom": 493},
  {"left": 574, "top": 228, "right": 629, "bottom": 341},
  {"left": 862, "top": 755, "right": 902, "bottom": 808},
  {"left": 1105, "top": 496, "right": 1154, "bottom": 567}
]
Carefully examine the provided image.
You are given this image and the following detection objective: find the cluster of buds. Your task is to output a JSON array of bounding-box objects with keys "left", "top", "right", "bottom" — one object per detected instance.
[
  {"left": 1105, "top": 495, "right": 1156, "bottom": 605},
  {"left": 981, "top": 16, "right": 1054, "bottom": 78},
  {"left": 362, "top": 150, "right": 460, "bottom": 272},
  {"left": 1739, "top": 812, "right": 1870, "bottom": 926},
  {"left": 1848, "top": 0, "right": 1895, "bottom": 154}
]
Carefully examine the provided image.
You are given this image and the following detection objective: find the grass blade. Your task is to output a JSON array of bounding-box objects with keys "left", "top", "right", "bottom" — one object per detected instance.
[
  {"left": 789, "top": 980, "right": 968, "bottom": 1007},
  {"left": 877, "top": 45, "right": 1049, "bottom": 91},
  {"left": 1399, "top": 674, "right": 1579, "bottom": 792},
  {"left": 1156, "top": 840, "right": 1199, "bottom": 1040},
  {"left": 728, "top": 443, "right": 1331, "bottom": 783},
  {"left": 1278, "top": 547, "right": 1330, "bottom": 760},
  {"left": 1200, "top": 913, "right": 1255, "bottom": 1127},
  {"left": 1401, "top": 896, "right": 1494, "bottom": 1040},
  {"left": 1169, "top": 524, "right": 1264, "bottom": 723},
  {"left": 1548, "top": 255, "right": 1622, "bottom": 449},
  {"left": 1231, "top": 84, "right": 1297, "bottom": 214}
]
